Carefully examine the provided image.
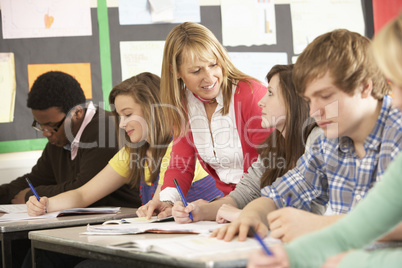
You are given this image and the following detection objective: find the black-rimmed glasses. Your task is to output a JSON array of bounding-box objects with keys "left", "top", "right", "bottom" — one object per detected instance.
[{"left": 31, "top": 116, "right": 66, "bottom": 133}]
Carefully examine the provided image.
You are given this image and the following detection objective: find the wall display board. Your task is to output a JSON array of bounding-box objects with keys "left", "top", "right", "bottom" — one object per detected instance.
[{"left": 0, "top": 1, "right": 374, "bottom": 153}]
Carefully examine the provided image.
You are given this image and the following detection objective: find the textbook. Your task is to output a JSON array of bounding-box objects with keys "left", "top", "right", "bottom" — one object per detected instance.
[
  {"left": 0, "top": 207, "right": 121, "bottom": 222},
  {"left": 102, "top": 216, "right": 174, "bottom": 225},
  {"left": 108, "top": 234, "right": 281, "bottom": 259},
  {"left": 85, "top": 220, "right": 225, "bottom": 235}
]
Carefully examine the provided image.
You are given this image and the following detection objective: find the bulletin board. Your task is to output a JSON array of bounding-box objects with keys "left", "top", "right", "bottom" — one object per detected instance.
[{"left": 0, "top": 0, "right": 374, "bottom": 153}]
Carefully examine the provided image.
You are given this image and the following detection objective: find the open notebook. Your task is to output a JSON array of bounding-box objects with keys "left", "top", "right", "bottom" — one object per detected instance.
[
  {"left": 85, "top": 220, "right": 225, "bottom": 235},
  {"left": 108, "top": 234, "right": 281, "bottom": 259},
  {"left": 0, "top": 207, "right": 121, "bottom": 222}
]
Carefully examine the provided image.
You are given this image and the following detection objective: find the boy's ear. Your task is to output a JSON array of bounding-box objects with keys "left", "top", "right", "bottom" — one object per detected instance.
[
  {"left": 361, "top": 80, "right": 373, "bottom": 98},
  {"left": 72, "top": 105, "right": 85, "bottom": 120}
]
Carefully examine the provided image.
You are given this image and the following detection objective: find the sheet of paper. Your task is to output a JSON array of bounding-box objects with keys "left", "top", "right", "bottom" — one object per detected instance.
[
  {"left": 120, "top": 41, "right": 165, "bottom": 80},
  {"left": 221, "top": 0, "right": 277, "bottom": 47},
  {"left": 27, "top": 63, "right": 92, "bottom": 99},
  {"left": 0, "top": 207, "right": 120, "bottom": 222},
  {"left": 0, "top": 0, "right": 92, "bottom": 39},
  {"left": 228, "top": 52, "right": 288, "bottom": 84},
  {"left": 0, "top": 53, "right": 16, "bottom": 123},
  {"left": 118, "top": 0, "right": 200, "bottom": 25},
  {"left": 0, "top": 204, "right": 27, "bottom": 214},
  {"left": 290, "top": 0, "right": 365, "bottom": 54},
  {"left": 149, "top": 0, "right": 175, "bottom": 22}
]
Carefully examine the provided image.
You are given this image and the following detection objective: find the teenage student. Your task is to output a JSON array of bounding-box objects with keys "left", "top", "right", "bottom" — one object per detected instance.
[
  {"left": 247, "top": 14, "right": 402, "bottom": 268},
  {"left": 137, "top": 22, "right": 272, "bottom": 218},
  {"left": 26, "top": 72, "right": 223, "bottom": 216},
  {"left": 0, "top": 71, "right": 140, "bottom": 207},
  {"left": 212, "top": 28, "right": 402, "bottom": 243},
  {"left": 172, "top": 64, "right": 323, "bottom": 224}
]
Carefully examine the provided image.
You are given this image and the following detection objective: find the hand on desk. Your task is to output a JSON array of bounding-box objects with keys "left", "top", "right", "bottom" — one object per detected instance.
[
  {"left": 136, "top": 199, "right": 172, "bottom": 219},
  {"left": 26, "top": 195, "right": 48, "bottom": 216},
  {"left": 268, "top": 208, "right": 337, "bottom": 243},
  {"left": 247, "top": 246, "right": 289, "bottom": 268},
  {"left": 172, "top": 199, "right": 208, "bottom": 223},
  {"left": 211, "top": 210, "right": 269, "bottom": 242},
  {"left": 216, "top": 204, "right": 241, "bottom": 223},
  {"left": 11, "top": 188, "right": 30, "bottom": 204}
]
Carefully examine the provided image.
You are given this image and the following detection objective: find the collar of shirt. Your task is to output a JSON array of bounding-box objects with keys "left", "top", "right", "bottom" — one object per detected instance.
[
  {"left": 187, "top": 88, "right": 224, "bottom": 107},
  {"left": 70, "top": 101, "right": 97, "bottom": 160}
]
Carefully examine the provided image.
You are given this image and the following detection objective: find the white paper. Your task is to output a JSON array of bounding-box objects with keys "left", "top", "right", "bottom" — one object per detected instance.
[
  {"left": 0, "top": 53, "right": 16, "bottom": 123},
  {"left": 119, "top": 0, "right": 200, "bottom": 25},
  {"left": 0, "top": 207, "right": 120, "bottom": 222},
  {"left": 221, "top": 0, "right": 277, "bottom": 47},
  {"left": 290, "top": 0, "right": 365, "bottom": 54},
  {"left": 0, "top": 0, "right": 92, "bottom": 39},
  {"left": 85, "top": 220, "right": 226, "bottom": 235},
  {"left": 0, "top": 204, "right": 27, "bottom": 214},
  {"left": 228, "top": 52, "right": 288, "bottom": 84},
  {"left": 120, "top": 41, "right": 165, "bottom": 80},
  {"left": 108, "top": 234, "right": 282, "bottom": 258}
]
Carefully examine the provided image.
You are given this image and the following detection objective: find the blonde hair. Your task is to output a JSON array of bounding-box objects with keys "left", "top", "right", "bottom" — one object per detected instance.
[
  {"left": 160, "top": 22, "right": 256, "bottom": 137},
  {"left": 109, "top": 72, "right": 172, "bottom": 189},
  {"left": 293, "top": 29, "right": 390, "bottom": 99},
  {"left": 372, "top": 13, "right": 402, "bottom": 87}
]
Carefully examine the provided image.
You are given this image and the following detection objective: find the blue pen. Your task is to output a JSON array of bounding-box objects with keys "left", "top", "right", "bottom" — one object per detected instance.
[
  {"left": 285, "top": 194, "right": 292, "bottom": 207},
  {"left": 250, "top": 226, "right": 273, "bottom": 256},
  {"left": 173, "top": 178, "right": 193, "bottom": 221},
  {"left": 25, "top": 178, "right": 47, "bottom": 213}
]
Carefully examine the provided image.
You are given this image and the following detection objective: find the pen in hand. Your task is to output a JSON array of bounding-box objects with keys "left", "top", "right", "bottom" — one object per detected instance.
[
  {"left": 173, "top": 178, "right": 193, "bottom": 221},
  {"left": 25, "top": 178, "right": 47, "bottom": 213},
  {"left": 250, "top": 226, "right": 273, "bottom": 256}
]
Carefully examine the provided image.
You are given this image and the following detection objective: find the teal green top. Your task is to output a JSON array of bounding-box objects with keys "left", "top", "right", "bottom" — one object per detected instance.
[{"left": 285, "top": 152, "right": 402, "bottom": 268}]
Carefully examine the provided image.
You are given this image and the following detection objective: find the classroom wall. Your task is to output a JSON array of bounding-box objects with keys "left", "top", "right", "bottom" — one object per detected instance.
[{"left": 0, "top": 0, "right": 374, "bottom": 185}]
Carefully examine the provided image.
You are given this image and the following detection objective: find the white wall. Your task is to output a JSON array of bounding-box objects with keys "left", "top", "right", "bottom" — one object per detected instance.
[{"left": 0, "top": 150, "right": 42, "bottom": 185}]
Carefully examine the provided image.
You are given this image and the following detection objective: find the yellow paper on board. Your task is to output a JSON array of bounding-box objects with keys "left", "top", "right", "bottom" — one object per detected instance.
[{"left": 27, "top": 63, "right": 92, "bottom": 99}]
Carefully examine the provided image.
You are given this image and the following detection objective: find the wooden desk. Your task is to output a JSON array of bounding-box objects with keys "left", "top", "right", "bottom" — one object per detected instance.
[
  {"left": 0, "top": 207, "right": 137, "bottom": 268},
  {"left": 29, "top": 225, "right": 254, "bottom": 268}
]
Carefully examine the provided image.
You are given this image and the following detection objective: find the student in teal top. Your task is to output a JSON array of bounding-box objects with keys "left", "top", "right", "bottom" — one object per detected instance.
[
  {"left": 26, "top": 72, "right": 223, "bottom": 217},
  {"left": 247, "top": 14, "right": 402, "bottom": 268}
]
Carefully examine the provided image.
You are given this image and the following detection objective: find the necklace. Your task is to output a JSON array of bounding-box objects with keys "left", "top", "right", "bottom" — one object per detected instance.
[{"left": 193, "top": 93, "right": 217, "bottom": 104}]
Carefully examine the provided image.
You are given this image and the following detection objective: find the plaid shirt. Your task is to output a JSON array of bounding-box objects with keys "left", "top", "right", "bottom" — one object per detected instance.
[{"left": 261, "top": 95, "right": 402, "bottom": 214}]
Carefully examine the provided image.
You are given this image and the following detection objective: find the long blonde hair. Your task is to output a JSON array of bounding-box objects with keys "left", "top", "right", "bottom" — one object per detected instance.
[
  {"left": 109, "top": 72, "right": 172, "bottom": 189},
  {"left": 160, "top": 22, "right": 256, "bottom": 137},
  {"left": 372, "top": 14, "right": 402, "bottom": 87}
]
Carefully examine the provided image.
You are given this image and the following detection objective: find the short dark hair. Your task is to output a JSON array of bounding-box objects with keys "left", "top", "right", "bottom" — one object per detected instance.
[{"left": 27, "top": 71, "right": 86, "bottom": 114}]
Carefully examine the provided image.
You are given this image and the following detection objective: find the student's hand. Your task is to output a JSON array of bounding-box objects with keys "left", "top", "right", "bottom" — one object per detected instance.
[
  {"left": 172, "top": 201, "right": 200, "bottom": 223},
  {"left": 268, "top": 207, "right": 325, "bottom": 242},
  {"left": 321, "top": 251, "right": 349, "bottom": 268},
  {"left": 211, "top": 211, "right": 269, "bottom": 242},
  {"left": 216, "top": 204, "right": 241, "bottom": 223},
  {"left": 247, "top": 246, "right": 289, "bottom": 268},
  {"left": 11, "top": 188, "right": 30, "bottom": 204},
  {"left": 26, "top": 195, "right": 48, "bottom": 216},
  {"left": 136, "top": 199, "right": 172, "bottom": 219}
]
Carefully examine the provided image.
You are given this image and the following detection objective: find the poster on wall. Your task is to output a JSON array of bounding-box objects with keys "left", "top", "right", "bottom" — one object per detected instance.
[
  {"left": 0, "top": 0, "right": 92, "bottom": 39},
  {"left": 0, "top": 53, "right": 16, "bottom": 123}
]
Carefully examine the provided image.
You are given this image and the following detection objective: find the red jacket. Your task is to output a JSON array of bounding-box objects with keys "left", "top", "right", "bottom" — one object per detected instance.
[{"left": 162, "top": 79, "right": 273, "bottom": 196}]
